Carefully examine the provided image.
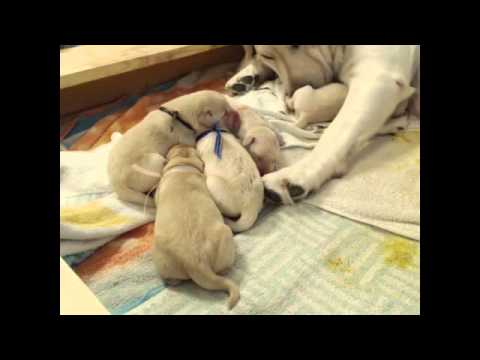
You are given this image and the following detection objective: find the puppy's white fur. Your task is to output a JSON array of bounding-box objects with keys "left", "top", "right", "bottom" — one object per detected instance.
[
  {"left": 287, "top": 83, "right": 348, "bottom": 129},
  {"left": 108, "top": 90, "right": 239, "bottom": 207},
  {"left": 126, "top": 153, "right": 166, "bottom": 194},
  {"left": 226, "top": 100, "right": 284, "bottom": 175},
  {"left": 153, "top": 145, "right": 240, "bottom": 309},
  {"left": 197, "top": 130, "right": 264, "bottom": 233}
]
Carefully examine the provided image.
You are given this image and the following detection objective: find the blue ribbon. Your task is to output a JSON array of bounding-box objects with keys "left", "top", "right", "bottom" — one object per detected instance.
[
  {"left": 195, "top": 122, "right": 227, "bottom": 159},
  {"left": 213, "top": 122, "right": 223, "bottom": 159}
]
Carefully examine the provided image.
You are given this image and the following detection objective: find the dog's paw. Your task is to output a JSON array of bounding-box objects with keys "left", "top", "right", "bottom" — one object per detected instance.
[
  {"left": 262, "top": 167, "right": 312, "bottom": 205},
  {"left": 226, "top": 71, "right": 260, "bottom": 96}
]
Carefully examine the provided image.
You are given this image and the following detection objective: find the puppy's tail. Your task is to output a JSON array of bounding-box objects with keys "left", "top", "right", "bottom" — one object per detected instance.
[
  {"left": 187, "top": 263, "right": 240, "bottom": 310},
  {"left": 225, "top": 181, "right": 263, "bottom": 233},
  {"left": 113, "top": 184, "right": 155, "bottom": 208}
]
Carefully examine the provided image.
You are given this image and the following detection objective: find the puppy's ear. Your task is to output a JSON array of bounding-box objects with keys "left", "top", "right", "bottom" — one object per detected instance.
[
  {"left": 224, "top": 111, "right": 241, "bottom": 133},
  {"left": 166, "top": 145, "right": 189, "bottom": 160},
  {"left": 242, "top": 135, "right": 256, "bottom": 148},
  {"left": 198, "top": 109, "right": 215, "bottom": 128}
]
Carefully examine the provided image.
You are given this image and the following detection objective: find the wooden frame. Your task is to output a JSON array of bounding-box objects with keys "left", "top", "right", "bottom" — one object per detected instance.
[
  {"left": 60, "top": 45, "right": 244, "bottom": 314},
  {"left": 60, "top": 45, "right": 243, "bottom": 117}
]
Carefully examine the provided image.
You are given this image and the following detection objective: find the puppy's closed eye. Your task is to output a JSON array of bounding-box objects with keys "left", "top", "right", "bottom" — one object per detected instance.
[{"left": 242, "top": 135, "right": 256, "bottom": 148}]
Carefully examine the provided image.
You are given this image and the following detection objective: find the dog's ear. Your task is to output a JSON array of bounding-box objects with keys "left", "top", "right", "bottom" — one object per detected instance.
[{"left": 242, "top": 135, "right": 256, "bottom": 148}]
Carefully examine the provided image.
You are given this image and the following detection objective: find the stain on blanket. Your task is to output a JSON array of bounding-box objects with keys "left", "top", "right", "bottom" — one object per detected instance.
[
  {"left": 382, "top": 235, "right": 418, "bottom": 270},
  {"left": 326, "top": 256, "right": 352, "bottom": 273},
  {"left": 61, "top": 202, "right": 131, "bottom": 228},
  {"left": 393, "top": 131, "right": 420, "bottom": 145}
]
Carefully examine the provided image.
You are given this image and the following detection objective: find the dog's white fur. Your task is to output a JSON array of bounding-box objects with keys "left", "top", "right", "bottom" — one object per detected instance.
[
  {"left": 197, "top": 130, "right": 264, "bottom": 233},
  {"left": 153, "top": 145, "right": 240, "bottom": 309},
  {"left": 226, "top": 45, "right": 420, "bottom": 204},
  {"left": 108, "top": 90, "right": 239, "bottom": 207}
]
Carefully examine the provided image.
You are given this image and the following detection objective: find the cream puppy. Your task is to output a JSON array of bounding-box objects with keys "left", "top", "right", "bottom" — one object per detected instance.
[
  {"left": 153, "top": 144, "right": 240, "bottom": 310},
  {"left": 196, "top": 127, "right": 264, "bottom": 233},
  {"left": 108, "top": 90, "right": 240, "bottom": 207},
  {"left": 286, "top": 83, "right": 348, "bottom": 129},
  {"left": 226, "top": 100, "right": 284, "bottom": 175}
]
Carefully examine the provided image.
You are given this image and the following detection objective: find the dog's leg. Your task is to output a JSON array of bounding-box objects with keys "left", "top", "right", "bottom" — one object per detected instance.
[{"left": 263, "top": 73, "right": 415, "bottom": 204}]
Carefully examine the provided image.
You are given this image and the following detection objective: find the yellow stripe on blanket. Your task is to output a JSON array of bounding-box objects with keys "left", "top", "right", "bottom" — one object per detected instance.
[{"left": 61, "top": 202, "right": 132, "bottom": 228}]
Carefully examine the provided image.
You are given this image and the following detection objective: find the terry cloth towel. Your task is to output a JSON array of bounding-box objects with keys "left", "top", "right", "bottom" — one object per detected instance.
[
  {"left": 231, "top": 80, "right": 420, "bottom": 241},
  {"left": 128, "top": 203, "right": 420, "bottom": 315},
  {"left": 60, "top": 132, "right": 155, "bottom": 256}
]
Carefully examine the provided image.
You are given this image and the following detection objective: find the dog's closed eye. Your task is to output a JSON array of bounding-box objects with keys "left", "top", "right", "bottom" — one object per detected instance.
[{"left": 260, "top": 54, "right": 274, "bottom": 60}]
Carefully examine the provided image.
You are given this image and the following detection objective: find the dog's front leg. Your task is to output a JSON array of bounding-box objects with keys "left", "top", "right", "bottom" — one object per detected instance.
[{"left": 263, "top": 73, "right": 413, "bottom": 204}]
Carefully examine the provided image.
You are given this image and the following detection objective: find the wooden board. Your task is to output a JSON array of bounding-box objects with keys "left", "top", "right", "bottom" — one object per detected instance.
[
  {"left": 60, "top": 45, "right": 243, "bottom": 117},
  {"left": 60, "top": 45, "right": 231, "bottom": 89},
  {"left": 60, "top": 258, "right": 110, "bottom": 315}
]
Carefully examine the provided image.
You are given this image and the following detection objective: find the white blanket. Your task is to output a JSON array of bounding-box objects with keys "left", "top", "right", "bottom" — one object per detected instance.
[{"left": 60, "top": 134, "right": 155, "bottom": 256}]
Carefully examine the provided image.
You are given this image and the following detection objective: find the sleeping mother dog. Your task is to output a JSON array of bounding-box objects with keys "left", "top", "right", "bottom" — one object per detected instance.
[{"left": 226, "top": 45, "right": 420, "bottom": 205}]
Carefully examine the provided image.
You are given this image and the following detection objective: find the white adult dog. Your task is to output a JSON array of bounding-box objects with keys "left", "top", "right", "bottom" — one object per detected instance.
[{"left": 226, "top": 45, "right": 420, "bottom": 204}]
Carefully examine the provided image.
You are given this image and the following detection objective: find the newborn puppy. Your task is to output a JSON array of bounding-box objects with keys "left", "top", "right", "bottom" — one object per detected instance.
[
  {"left": 286, "top": 83, "right": 348, "bottom": 129},
  {"left": 108, "top": 90, "right": 240, "bottom": 207},
  {"left": 153, "top": 144, "right": 240, "bottom": 309},
  {"left": 197, "top": 127, "right": 264, "bottom": 233},
  {"left": 226, "top": 100, "right": 284, "bottom": 175}
]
